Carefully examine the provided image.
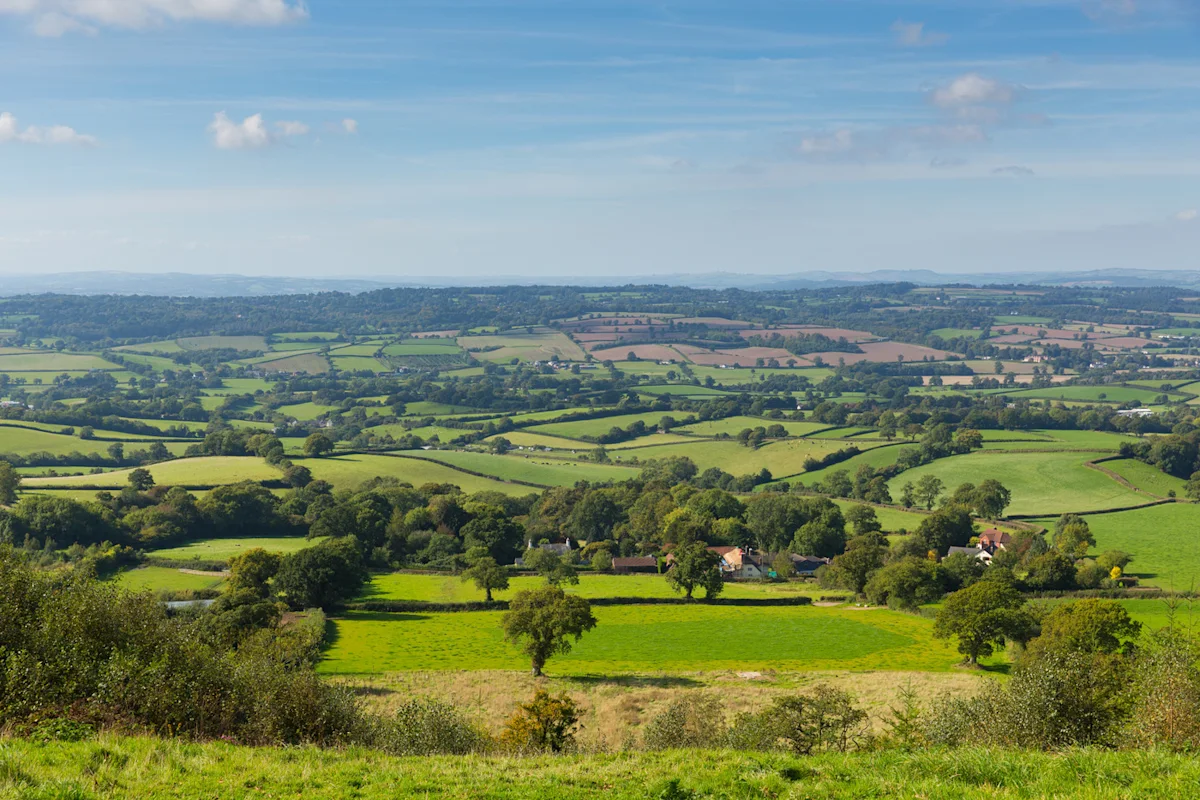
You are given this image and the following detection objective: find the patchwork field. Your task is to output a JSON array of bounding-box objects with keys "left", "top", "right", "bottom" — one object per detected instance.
[
  {"left": 0, "top": 351, "right": 121, "bottom": 371},
  {"left": 301, "top": 454, "right": 539, "bottom": 495},
  {"left": 610, "top": 438, "right": 857, "bottom": 477},
  {"left": 417, "top": 450, "right": 641, "bottom": 486},
  {"left": 320, "top": 604, "right": 969, "bottom": 675},
  {"left": 886, "top": 451, "right": 1146, "bottom": 516},
  {"left": 23, "top": 456, "right": 281, "bottom": 488},
  {"left": 149, "top": 536, "right": 324, "bottom": 562},
  {"left": 459, "top": 331, "right": 586, "bottom": 363}
]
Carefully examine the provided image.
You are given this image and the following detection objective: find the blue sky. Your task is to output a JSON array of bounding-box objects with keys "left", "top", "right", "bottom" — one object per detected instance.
[{"left": 1, "top": 0, "right": 1199, "bottom": 279}]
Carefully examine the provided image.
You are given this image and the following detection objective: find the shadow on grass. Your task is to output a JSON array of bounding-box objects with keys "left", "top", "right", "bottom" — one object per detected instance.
[
  {"left": 563, "top": 674, "right": 703, "bottom": 689},
  {"left": 338, "top": 611, "right": 433, "bottom": 623}
]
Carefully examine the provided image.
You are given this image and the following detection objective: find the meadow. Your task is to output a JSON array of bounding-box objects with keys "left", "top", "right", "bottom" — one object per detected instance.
[
  {"left": 0, "top": 426, "right": 194, "bottom": 457},
  {"left": 1030, "top": 502, "right": 1200, "bottom": 590},
  {"left": 114, "top": 566, "right": 225, "bottom": 594},
  {"left": 148, "top": 536, "right": 323, "bottom": 562},
  {"left": 1099, "top": 459, "right": 1189, "bottom": 497},
  {"left": 884, "top": 451, "right": 1145, "bottom": 516},
  {"left": 23, "top": 456, "right": 282, "bottom": 488},
  {"left": 674, "top": 416, "right": 833, "bottom": 437},
  {"left": 526, "top": 411, "right": 677, "bottom": 439},
  {"left": 13, "top": 739, "right": 1200, "bottom": 800},
  {"left": 319, "top": 604, "right": 970, "bottom": 675},
  {"left": 791, "top": 445, "right": 919, "bottom": 487},
  {"left": 417, "top": 450, "right": 641, "bottom": 486},
  {"left": 301, "top": 454, "right": 538, "bottom": 494},
  {"left": 610, "top": 438, "right": 858, "bottom": 477}
]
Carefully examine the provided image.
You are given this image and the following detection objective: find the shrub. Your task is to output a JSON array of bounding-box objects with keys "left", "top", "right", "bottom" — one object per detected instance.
[
  {"left": 499, "top": 690, "right": 580, "bottom": 753},
  {"left": 372, "top": 698, "right": 488, "bottom": 755},
  {"left": 727, "top": 684, "right": 869, "bottom": 754},
  {"left": 642, "top": 694, "right": 726, "bottom": 750}
]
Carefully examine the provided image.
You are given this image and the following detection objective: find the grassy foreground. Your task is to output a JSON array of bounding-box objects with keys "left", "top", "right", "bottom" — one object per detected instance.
[{"left": 3, "top": 737, "right": 1200, "bottom": 798}]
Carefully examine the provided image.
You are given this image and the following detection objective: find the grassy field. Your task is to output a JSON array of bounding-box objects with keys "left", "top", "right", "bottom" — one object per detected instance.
[
  {"left": 320, "top": 604, "right": 971, "bottom": 675},
  {"left": 11, "top": 738, "right": 1200, "bottom": 799},
  {"left": 0, "top": 426, "right": 191, "bottom": 457},
  {"left": 259, "top": 353, "right": 330, "bottom": 373},
  {"left": 277, "top": 401, "right": 341, "bottom": 420},
  {"left": 23, "top": 456, "right": 281, "bottom": 488},
  {"left": 885, "top": 451, "right": 1145, "bottom": 516},
  {"left": 674, "top": 416, "right": 832, "bottom": 437},
  {"left": 176, "top": 334, "right": 268, "bottom": 351},
  {"left": 460, "top": 331, "right": 587, "bottom": 363},
  {"left": 791, "top": 445, "right": 919, "bottom": 487},
  {"left": 331, "top": 356, "right": 392, "bottom": 373},
  {"left": 113, "top": 566, "right": 226, "bottom": 594},
  {"left": 148, "top": 536, "right": 323, "bottom": 562},
  {"left": 527, "top": 412, "right": 676, "bottom": 439},
  {"left": 0, "top": 351, "right": 120, "bottom": 371},
  {"left": 418, "top": 450, "right": 641, "bottom": 486},
  {"left": 358, "top": 573, "right": 835, "bottom": 604},
  {"left": 302, "top": 454, "right": 539, "bottom": 495},
  {"left": 1029, "top": 503, "right": 1200, "bottom": 590},
  {"left": 610, "top": 438, "right": 857, "bottom": 477},
  {"left": 1099, "top": 459, "right": 1189, "bottom": 497},
  {"left": 1000, "top": 385, "right": 1168, "bottom": 404}
]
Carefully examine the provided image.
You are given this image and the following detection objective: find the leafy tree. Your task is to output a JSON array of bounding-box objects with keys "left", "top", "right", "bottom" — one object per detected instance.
[
  {"left": 501, "top": 586, "right": 597, "bottom": 676},
  {"left": 940, "top": 550, "right": 985, "bottom": 591},
  {"left": 127, "top": 468, "right": 155, "bottom": 492},
  {"left": 283, "top": 464, "right": 314, "bottom": 488},
  {"left": 0, "top": 461, "right": 19, "bottom": 505},
  {"left": 303, "top": 432, "right": 335, "bottom": 457},
  {"left": 107, "top": 442, "right": 124, "bottom": 464},
  {"left": 955, "top": 428, "right": 984, "bottom": 451},
  {"left": 666, "top": 540, "right": 724, "bottom": 600},
  {"left": 820, "top": 538, "right": 886, "bottom": 595},
  {"left": 461, "top": 555, "right": 510, "bottom": 602},
  {"left": 900, "top": 482, "right": 916, "bottom": 508},
  {"left": 227, "top": 547, "right": 282, "bottom": 597},
  {"left": 845, "top": 504, "right": 882, "bottom": 536},
  {"left": 745, "top": 494, "right": 845, "bottom": 555},
  {"left": 914, "top": 475, "right": 945, "bottom": 510},
  {"left": 523, "top": 547, "right": 579, "bottom": 586},
  {"left": 1053, "top": 514, "right": 1095, "bottom": 558},
  {"left": 934, "top": 581, "right": 1031, "bottom": 665},
  {"left": 772, "top": 552, "right": 796, "bottom": 579},
  {"left": 915, "top": 506, "right": 976, "bottom": 555},
  {"left": 972, "top": 479, "right": 1012, "bottom": 519},
  {"left": 565, "top": 491, "right": 623, "bottom": 542},
  {"left": 1025, "top": 551, "right": 1079, "bottom": 591},
  {"left": 1096, "top": 550, "right": 1133, "bottom": 572},
  {"left": 461, "top": 506, "right": 525, "bottom": 565},
  {"left": 273, "top": 537, "right": 368, "bottom": 610},
  {"left": 1028, "top": 599, "right": 1142, "bottom": 657},
  {"left": 864, "top": 557, "right": 944, "bottom": 610}
]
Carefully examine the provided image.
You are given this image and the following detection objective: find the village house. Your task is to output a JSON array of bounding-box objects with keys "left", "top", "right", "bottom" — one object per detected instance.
[
  {"left": 946, "top": 545, "right": 992, "bottom": 564},
  {"left": 978, "top": 529, "right": 1011, "bottom": 554},
  {"left": 611, "top": 556, "right": 658, "bottom": 574}
]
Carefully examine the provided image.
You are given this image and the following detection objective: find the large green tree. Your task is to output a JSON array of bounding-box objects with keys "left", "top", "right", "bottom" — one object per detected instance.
[
  {"left": 501, "top": 586, "right": 597, "bottom": 676},
  {"left": 934, "top": 581, "right": 1032, "bottom": 665},
  {"left": 0, "top": 461, "right": 19, "bottom": 506},
  {"left": 461, "top": 554, "right": 510, "bottom": 602}
]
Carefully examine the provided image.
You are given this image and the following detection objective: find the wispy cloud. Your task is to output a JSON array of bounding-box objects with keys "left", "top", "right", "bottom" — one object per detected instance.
[
  {"left": 892, "top": 20, "right": 949, "bottom": 47},
  {"left": 0, "top": 0, "right": 308, "bottom": 37},
  {"left": 992, "top": 165, "right": 1036, "bottom": 176},
  {"left": 208, "top": 112, "right": 272, "bottom": 150},
  {"left": 0, "top": 111, "right": 96, "bottom": 145}
]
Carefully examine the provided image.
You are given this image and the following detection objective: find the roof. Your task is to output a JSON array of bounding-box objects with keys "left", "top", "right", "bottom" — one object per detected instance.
[
  {"left": 980, "top": 529, "right": 1011, "bottom": 542},
  {"left": 707, "top": 546, "right": 739, "bottom": 556},
  {"left": 612, "top": 556, "right": 657, "bottom": 568}
]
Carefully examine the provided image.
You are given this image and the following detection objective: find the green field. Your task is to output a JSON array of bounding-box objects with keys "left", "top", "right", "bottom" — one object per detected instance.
[
  {"left": 611, "top": 438, "right": 855, "bottom": 477},
  {"left": 0, "top": 426, "right": 191, "bottom": 457},
  {"left": 176, "top": 335, "right": 268, "bottom": 351},
  {"left": 885, "top": 451, "right": 1144, "bottom": 516},
  {"left": 639, "top": 384, "right": 734, "bottom": 396},
  {"left": 272, "top": 331, "right": 340, "bottom": 341},
  {"left": 149, "top": 536, "right": 324, "bottom": 562},
  {"left": 931, "top": 328, "right": 982, "bottom": 339},
  {"left": 23, "top": 456, "right": 281, "bottom": 488},
  {"left": 0, "top": 351, "right": 121, "bottom": 371},
  {"left": 320, "top": 604, "right": 965, "bottom": 675},
  {"left": 259, "top": 353, "right": 330, "bottom": 374},
  {"left": 359, "top": 573, "right": 831, "bottom": 604},
  {"left": 332, "top": 356, "right": 392, "bottom": 373},
  {"left": 12, "top": 739, "right": 1200, "bottom": 800},
  {"left": 460, "top": 331, "right": 586, "bottom": 363},
  {"left": 1030, "top": 503, "right": 1200, "bottom": 590},
  {"left": 673, "top": 416, "right": 832, "bottom": 437},
  {"left": 527, "top": 412, "right": 676, "bottom": 439},
  {"left": 417, "top": 450, "right": 641, "bottom": 486},
  {"left": 1000, "top": 385, "right": 1168, "bottom": 404},
  {"left": 1100, "top": 459, "right": 1189, "bottom": 497},
  {"left": 792, "top": 445, "right": 919, "bottom": 487},
  {"left": 277, "top": 401, "right": 341, "bottom": 420},
  {"left": 383, "top": 341, "right": 464, "bottom": 356},
  {"left": 302, "top": 454, "right": 538, "bottom": 495},
  {"left": 114, "top": 566, "right": 226, "bottom": 594}
]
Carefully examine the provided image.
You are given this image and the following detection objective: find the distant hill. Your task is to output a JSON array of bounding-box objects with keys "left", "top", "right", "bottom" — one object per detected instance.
[{"left": 4, "top": 268, "right": 1200, "bottom": 296}]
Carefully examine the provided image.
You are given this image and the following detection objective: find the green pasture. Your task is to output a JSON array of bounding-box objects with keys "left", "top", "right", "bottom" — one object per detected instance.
[
  {"left": 1100, "top": 459, "right": 1188, "bottom": 497},
  {"left": 528, "top": 411, "right": 676, "bottom": 439},
  {"left": 0, "top": 426, "right": 190, "bottom": 457},
  {"left": 114, "top": 566, "right": 226, "bottom": 594},
  {"left": 418, "top": 450, "right": 641, "bottom": 486},
  {"left": 0, "top": 352, "right": 121, "bottom": 371},
  {"left": 149, "top": 536, "right": 323, "bottom": 562},
  {"left": 320, "top": 604, "right": 969, "bottom": 675},
  {"left": 258, "top": 353, "right": 330, "bottom": 374},
  {"left": 611, "top": 438, "right": 854, "bottom": 477},
  {"left": 117, "top": 353, "right": 184, "bottom": 371},
  {"left": 674, "top": 416, "right": 831, "bottom": 437},
  {"left": 332, "top": 356, "right": 392, "bottom": 373},
  {"left": 1030, "top": 503, "right": 1200, "bottom": 591},
  {"left": 272, "top": 331, "right": 340, "bottom": 341},
  {"left": 383, "top": 341, "right": 464, "bottom": 356},
  {"left": 993, "top": 315, "right": 1052, "bottom": 324},
  {"left": 886, "top": 451, "right": 1145, "bottom": 516},
  {"left": 978, "top": 429, "right": 1137, "bottom": 451},
  {"left": 500, "top": 406, "right": 605, "bottom": 424},
  {"left": 482, "top": 431, "right": 585, "bottom": 450},
  {"left": 176, "top": 335, "right": 268, "bottom": 351},
  {"left": 368, "top": 424, "right": 470, "bottom": 443},
  {"left": 301, "top": 454, "right": 537, "bottom": 495},
  {"left": 791, "top": 445, "right": 919, "bottom": 487},
  {"left": 278, "top": 401, "right": 341, "bottom": 420},
  {"left": 358, "top": 573, "right": 830, "bottom": 604},
  {"left": 931, "top": 328, "right": 982, "bottom": 339},
  {"left": 115, "top": 340, "right": 185, "bottom": 354},
  {"left": 23, "top": 456, "right": 281, "bottom": 489},
  {"left": 402, "top": 401, "right": 480, "bottom": 416},
  {"left": 459, "top": 331, "right": 586, "bottom": 363},
  {"left": 639, "top": 384, "right": 734, "bottom": 396},
  {"left": 1031, "top": 597, "right": 1200, "bottom": 637},
  {"left": 1001, "top": 385, "right": 1167, "bottom": 404},
  {"left": 203, "top": 378, "right": 273, "bottom": 395}
]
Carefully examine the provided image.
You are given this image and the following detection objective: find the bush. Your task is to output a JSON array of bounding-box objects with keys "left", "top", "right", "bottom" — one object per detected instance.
[
  {"left": 371, "top": 698, "right": 488, "bottom": 755},
  {"left": 642, "top": 694, "right": 726, "bottom": 750},
  {"left": 498, "top": 690, "right": 580, "bottom": 753},
  {"left": 727, "top": 684, "right": 869, "bottom": 754}
]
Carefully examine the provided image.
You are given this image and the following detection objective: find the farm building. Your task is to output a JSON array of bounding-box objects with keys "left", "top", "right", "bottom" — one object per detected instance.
[
  {"left": 611, "top": 556, "right": 658, "bottom": 574},
  {"left": 978, "top": 529, "right": 1011, "bottom": 553},
  {"left": 946, "top": 546, "right": 992, "bottom": 563}
]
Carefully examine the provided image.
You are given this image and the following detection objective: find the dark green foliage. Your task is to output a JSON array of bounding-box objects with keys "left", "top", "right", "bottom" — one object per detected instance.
[
  {"left": 273, "top": 538, "right": 368, "bottom": 610},
  {"left": 727, "top": 685, "right": 869, "bottom": 755},
  {"left": 933, "top": 581, "right": 1032, "bottom": 664},
  {"left": 500, "top": 586, "right": 597, "bottom": 676},
  {"left": 863, "top": 557, "right": 944, "bottom": 610}
]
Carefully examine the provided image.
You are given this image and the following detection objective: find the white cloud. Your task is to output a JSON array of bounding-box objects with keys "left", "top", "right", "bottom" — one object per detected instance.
[
  {"left": 208, "top": 112, "right": 272, "bottom": 149},
  {"left": 1176, "top": 209, "right": 1199, "bottom": 222},
  {"left": 0, "top": 111, "right": 97, "bottom": 145},
  {"left": 0, "top": 0, "right": 308, "bottom": 36},
  {"left": 992, "top": 165, "right": 1036, "bottom": 177},
  {"left": 799, "top": 129, "right": 856, "bottom": 156},
  {"left": 931, "top": 73, "right": 1016, "bottom": 109},
  {"left": 342, "top": 118, "right": 359, "bottom": 134},
  {"left": 275, "top": 120, "right": 309, "bottom": 137},
  {"left": 891, "top": 20, "right": 948, "bottom": 47}
]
